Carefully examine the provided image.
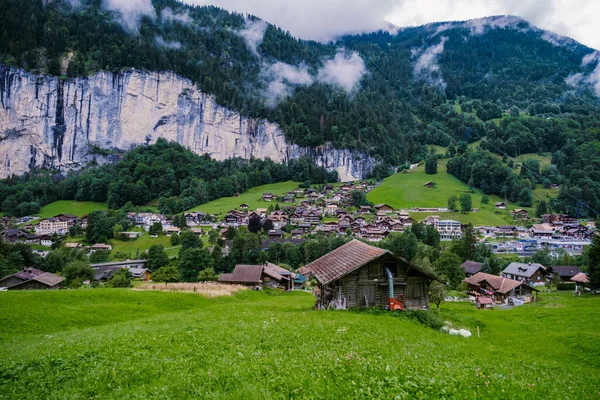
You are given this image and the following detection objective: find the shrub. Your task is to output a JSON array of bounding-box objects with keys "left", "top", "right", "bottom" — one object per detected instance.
[{"left": 557, "top": 282, "right": 576, "bottom": 291}]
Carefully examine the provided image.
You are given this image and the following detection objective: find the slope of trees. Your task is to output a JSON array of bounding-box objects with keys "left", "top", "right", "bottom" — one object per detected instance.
[{"left": 0, "top": 139, "right": 337, "bottom": 216}]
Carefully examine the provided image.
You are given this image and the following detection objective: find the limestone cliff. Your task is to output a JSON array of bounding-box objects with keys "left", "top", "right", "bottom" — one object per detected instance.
[{"left": 0, "top": 65, "right": 374, "bottom": 181}]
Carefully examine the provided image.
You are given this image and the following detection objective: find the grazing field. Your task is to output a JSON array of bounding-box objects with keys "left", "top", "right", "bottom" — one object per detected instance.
[
  {"left": 186, "top": 181, "right": 300, "bottom": 215},
  {"left": 109, "top": 232, "right": 181, "bottom": 258},
  {"left": 136, "top": 282, "right": 247, "bottom": 297},
  {"left": 368, "top": 162, "right": 522, "bottom": 225},
  {"left": 1, "top": 290, "right": 599, "bottom": 399},
  {"left": 38, "top": 200, "right": 107, "bottom": 218}
]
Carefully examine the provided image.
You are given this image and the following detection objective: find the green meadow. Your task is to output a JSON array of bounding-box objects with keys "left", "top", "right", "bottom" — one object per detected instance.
[
  {"left": 368, "top": 162, "right": 522, "bottom": 225},
  {"left": 186, "top": 181, "right": 300, "bottom": 215},
  {"left": 0, "top": 290, "right": 598, "bottom": 399},
  {"left": 38, "top": 200, "right": 107, "bottom": 218}
]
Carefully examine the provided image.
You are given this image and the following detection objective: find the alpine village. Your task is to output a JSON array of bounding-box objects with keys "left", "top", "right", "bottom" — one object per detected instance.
[{"left": 0, "top": 0, "right": 599, "bottom": 398}]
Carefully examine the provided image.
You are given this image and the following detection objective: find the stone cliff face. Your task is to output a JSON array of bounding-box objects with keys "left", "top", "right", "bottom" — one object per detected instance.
[{"left": 0, "top": 65, "right": 374, "bottom": 181}]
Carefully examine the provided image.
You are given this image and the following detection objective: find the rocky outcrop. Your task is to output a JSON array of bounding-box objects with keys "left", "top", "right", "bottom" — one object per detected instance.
[{"left": 0, "top": 65, "right": 374, "bottom": 181}]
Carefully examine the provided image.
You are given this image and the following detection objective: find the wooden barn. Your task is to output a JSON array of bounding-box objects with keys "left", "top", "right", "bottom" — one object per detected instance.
[{"left": 302, "top": 240, "right": 442, "bottom": 310}]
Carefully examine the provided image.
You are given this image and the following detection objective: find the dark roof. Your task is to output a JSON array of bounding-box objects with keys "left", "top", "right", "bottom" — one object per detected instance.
[
  {"left": 0, "top": 267, "right": 45, "bottom": 284},
  {"left": 31, "top": 272, "right": 65, "bottom": 286},
  {"left": 503, "top": 262, "right": 546, "bottom": 278},
  {"left": 552, "top": 266, "right": 581, "bottom": 278},
  {"left": 302, "top": 239, "right": 442, "bottom": 285},
  {"left": 461, "top": 260, "right": 483, "bottom": 275},
  {"left": 218, "top": 265, "right": 263, "bottom": 284}
]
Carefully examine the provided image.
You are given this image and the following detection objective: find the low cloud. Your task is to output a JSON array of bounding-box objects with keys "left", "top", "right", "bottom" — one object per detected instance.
[
  {"left": 316, "top": 51, "right": 367, "bottom": 94},
  {"left": 102, "top": 0, "right": 156, "bottom": 33},
  {"left": 413, "top": 36, "right": 448, "bottom": 89},
  {"left": 239, "top": 19, "right": 268, "bottom": 56},
  {"left": 261, "top": 62, "right": 314, "bottom": 107},
  {"left": 568, "top": 51, "right": 600, "bottom": 96},
  {"left": 154, "top": 36, "right": 183, "bottom": 50},
  {"left": 161, "top": 7, "right": 192, "bottom": 25}
]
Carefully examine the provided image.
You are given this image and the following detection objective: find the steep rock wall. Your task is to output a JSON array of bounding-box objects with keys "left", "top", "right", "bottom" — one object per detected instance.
[{"left": 0, "top": 66, "right": 374, "bottom": 181}]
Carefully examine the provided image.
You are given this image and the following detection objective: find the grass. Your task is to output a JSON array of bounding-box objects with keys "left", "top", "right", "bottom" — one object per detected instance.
[
  {"left": 38, "top": 200, "right": 107, "bottom": 218},
  {"left": 109, "top": 232, "right": 181, "bottom": 258},
  {"left": 186, "top": 181, "right": 300, "bottom": 215},
  {"left": 135, "top": 282, "right": 247, "bottom": 297},
  {"left": 0, "top": 290, "right": 599, "bottom": 398},
  {"left": 369, "top": 161, "right": 518, "bottom": 225}
]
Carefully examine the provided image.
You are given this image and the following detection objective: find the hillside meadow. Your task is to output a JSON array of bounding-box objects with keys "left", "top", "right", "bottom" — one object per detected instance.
[
  {"left": 0, "top": 290, "right": 598, "bottom": 399},
  {"left": 38, "top": 200, "right": 107, "bottom": 218},
  {"left": 186, "top": 181, "right": 300, "bottom": 215}
]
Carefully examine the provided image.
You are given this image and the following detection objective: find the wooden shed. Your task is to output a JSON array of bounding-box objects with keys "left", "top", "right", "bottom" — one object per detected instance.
[{"left": 302, "top": 240, "right": 442, "bottom": 310}]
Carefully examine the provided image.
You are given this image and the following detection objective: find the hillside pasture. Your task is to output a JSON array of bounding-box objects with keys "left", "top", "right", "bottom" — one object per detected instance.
[
  {"left": 186, "top": 181, "right": 300, "bottom": 215},
  {"left": 38, "top": 200, "right": 107, "bottom": 218},
  {"left": 368, "top": 162, "right": 519, "bottom": 225},
  {"left": 0, "top": 290, "right": 598, "bottom": 399}
]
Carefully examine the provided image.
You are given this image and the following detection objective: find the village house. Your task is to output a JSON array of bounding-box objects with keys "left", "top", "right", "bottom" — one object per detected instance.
[
  {"left": 90, "top": 260, "right": 148, "bottom": 270},
  {"left": 267, "top": 229, "right": 283, "bottom": 239},
  {"left": 89, "top": 243, "right": 113, "bottom": 252},
  {"left": 502, "top": 262, "right": 548, "bottom": 286},
  {"left": 424, "top": 215, "right": 440, "bottom": 225},
  {"left": 434, "top": 220, "right": 462, "bottom": 241},
  {"left": 301, "top": 240, "right": 442, "bottom": 310},
  {"left": 511, "top": 209, "right": 529, "bottom": 219},
  {"left": 35, "top": 218, "right": 69, "bottom": 235},
  {"left": 325, "top": 204, "right": 338, "bottom": 216},
  {"left": 359, "top": 227, "right": 388, "bottom": 242},
  {"left": 374, "top": 204, "right": 394, "bottom": 213},
  {"left": 465, "top": 272, "right": 538, "bottom": 304},
  {"left": 1, "top": 229, "right": 39, "bottom": 244},
  {"left": 305, "top": 210, "right": 321, "bottom": 225},
  {"left": 225, "top": 210, "right": 248, "bottom": 226},
  {"left": 495, "top": 202, "right": 506, "bottom": 209},
  {"left": 529, "top": 224, "right": 555, "bottom": 238},
  {"left": 256, "top": 208, "right": 268, "bottom": 217},
  {"left": 38, "top": 234, "right": 54, "bottom": 247},
  {"left": 496, "top": 225, "right": 518, "bottom": 238},
  {"left": 165, "top": 226, "right": 181, "bottom": 236},
  {"left": 218, "top": 263, "right": 291, "bottom": 289},
  {"left": 262, "top": 193, "right": 274, "bottom": 202},
  {"left": 552, "top": 266, "right": 581, "bottom": 282},
  {"left": 542, "top": 214, "right": 578, "bottom": 225},
  {"left": 291, "top": 229, "right": 304, "bottom": 239},
  {"left": 0, "top": 268, "right": 64, "bottom": 290},
  {"left": 461, "top": 260, "right": 483, "bottom": 277},
  {"left": 185, "top": 212, "right": 207, "bottom": 225},
  {"left": 284, "top": 195, "right": 295, "bottom": 203},
  {"left": 359, "top": 205, "right": 372, "bottom": 214}
]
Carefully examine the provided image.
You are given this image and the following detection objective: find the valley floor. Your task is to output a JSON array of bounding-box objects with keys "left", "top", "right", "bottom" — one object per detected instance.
[{"left": 0, "top": 290, "right": 598, "bottom": 399}]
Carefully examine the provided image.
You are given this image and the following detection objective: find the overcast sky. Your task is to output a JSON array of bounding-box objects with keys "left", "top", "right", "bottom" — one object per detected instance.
[{"left": 187, "top": 0, "right": 600, "bottom": 49}]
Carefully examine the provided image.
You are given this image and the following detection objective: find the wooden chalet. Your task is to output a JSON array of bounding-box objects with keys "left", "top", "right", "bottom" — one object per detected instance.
[
  {"left": 302, "top": 240, "right": 442, "bottom": 310},
  {"left": 374, "top": 204, "right": 393, "bottom": 213},
  {"left": 465, "top": 272, "right": 538, "bottom": 304},
  {"left": 0, "top": 268, "right": 64, "bottom": 290}
]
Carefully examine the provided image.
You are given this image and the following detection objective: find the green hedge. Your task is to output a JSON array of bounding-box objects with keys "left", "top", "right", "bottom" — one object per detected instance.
[{"left": 557, "top": 282, "right": 576, "bottom": 291}]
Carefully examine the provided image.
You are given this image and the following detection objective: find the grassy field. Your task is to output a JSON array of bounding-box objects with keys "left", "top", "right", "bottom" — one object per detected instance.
[
  {"left": 0, "top": 290, "right": 598, "bottom": 399},
  {"left": 38, "top": 200, "right": 107, "bottom": 218},
  {"left": 109, "top": 232, "right": 181, "bottom": 258},
  {"left": 186, "top": 181, "right": 300, "bottom": 215},
  {"left": 368, "top": 161, "right": 520, "bottom": 225}
]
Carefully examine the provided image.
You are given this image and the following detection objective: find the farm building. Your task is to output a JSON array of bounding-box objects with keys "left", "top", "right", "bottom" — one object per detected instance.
[
  {"left": 301, "top": 240, "right": 442, "bottom": 310},
  {"left": 218, "top": 263, "right": 295, "bottom": 290},
  {"left": 552, "top": 266, "right": 581, "bottom": 282},
  {"left": 465, "top": 272, "right": 538, "bottom": 304},
  {"left": 502, "top": 262, "right": 548, "bottom": 286},
  {"left": 0, "top": 268, "right": 64, "bottom": 290}
]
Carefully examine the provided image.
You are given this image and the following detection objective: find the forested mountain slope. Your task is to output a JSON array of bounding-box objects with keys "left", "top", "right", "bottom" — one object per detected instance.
[{"left": 1, "top": 0, "right": 600, "bottom": 215}]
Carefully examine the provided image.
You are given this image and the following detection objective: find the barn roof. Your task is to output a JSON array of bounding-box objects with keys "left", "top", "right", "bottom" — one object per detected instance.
[
  {"left": 465, "top": 272, "right": 538, "bottom": 294},
  {"left": 552, "top": 266, "right": 581, "bottom": 278},
  {"left": 32, "top": 272, "right": 65, "bottom": 286},
  {"left": 218, "top": 265, "right": 263, "bottom": 284},
  {"left": 461, "top": 260, "right": 483, "bottom": 275},
  {"left": 302, "top": 239, "right": 441, "bottom": 285},
  {"left": 570, "top": 272, "right": 589, "bottom": 284}
]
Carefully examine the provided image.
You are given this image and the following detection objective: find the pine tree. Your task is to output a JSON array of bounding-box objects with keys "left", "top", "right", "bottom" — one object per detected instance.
[
  {"left": 536, "top": 200, "right": 548, "bottom": 217},
  {"left": 587, "top": 234, "right": 600, "bottom": 290}
]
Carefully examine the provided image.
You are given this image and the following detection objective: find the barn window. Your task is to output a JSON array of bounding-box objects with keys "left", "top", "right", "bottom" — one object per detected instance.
[
  {"left": 384, "top": 262, "right": 397, "bottom": 277},
  {"left": 368, "top": 264, "right": 380, "bottom": 279}
]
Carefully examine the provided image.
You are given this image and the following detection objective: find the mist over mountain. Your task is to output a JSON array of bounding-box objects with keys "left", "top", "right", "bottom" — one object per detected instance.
[{"left": 1, "top": 0, "right": 600, "bottom": 215}]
